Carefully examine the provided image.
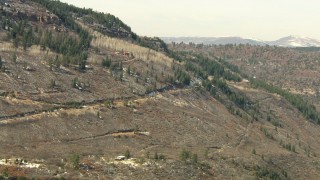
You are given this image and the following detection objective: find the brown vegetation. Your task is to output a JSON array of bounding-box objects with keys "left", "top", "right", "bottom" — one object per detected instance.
[{"left": 1, "top": 0, "right": 320, "bottom": 179}]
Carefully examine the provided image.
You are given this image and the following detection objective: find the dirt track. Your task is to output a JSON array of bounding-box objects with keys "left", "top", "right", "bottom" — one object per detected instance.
[{"left": 0, "top": 86, "right": 191, "bottom": 125}]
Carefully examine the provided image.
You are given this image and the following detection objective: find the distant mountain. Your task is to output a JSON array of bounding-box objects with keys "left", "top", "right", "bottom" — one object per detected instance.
[
  {"left": 162, "top": 36, "right": 320, "bottom": 47},
  {"left": 161, "top": 37, "right": 266, "bottom": 46},
  {"left": 268, "top": 36, "right": 320, "bottom": 47}
]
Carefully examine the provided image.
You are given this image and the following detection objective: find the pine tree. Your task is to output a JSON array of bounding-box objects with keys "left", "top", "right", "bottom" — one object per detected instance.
[
  {"left": 127, "top": 65, "right": 131, "bottom": 75},
  {"left": 125, "top": 149, "right": 131, "bottom": 159},
  {"left": 154, "top": 152, "right": 159, "bottom": 160},
  {"left": 102, "top": 56, "right": 111, "bottom": 68},
  {"left": 0, "top": 56, "right": 2, "bottom": 69},
  {"left": 79, "top": 59, "right": 86, "bottom": 71},
  {"left": 50, "top": 79, "right": 56, "bottom": 89},
  {"left": 72, "top": 78, "right": 78, "bottom": 88},
  {"left": 12, "top": 53, "right": 17, "bottom": 64}
]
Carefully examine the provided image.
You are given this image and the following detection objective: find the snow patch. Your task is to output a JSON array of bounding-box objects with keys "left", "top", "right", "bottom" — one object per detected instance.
[{"left": 0, "top": 159, "right": 41, "bottom": 168}]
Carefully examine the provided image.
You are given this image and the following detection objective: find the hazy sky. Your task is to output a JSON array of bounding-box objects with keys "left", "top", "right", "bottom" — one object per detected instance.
[{"left": 61, "top": 0, "right": 320, "bottom": 40}]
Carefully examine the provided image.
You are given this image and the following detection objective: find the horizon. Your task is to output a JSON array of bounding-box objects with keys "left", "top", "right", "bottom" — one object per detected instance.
[
  {"left": 61, "top": 0, "right": 320, "bottom": 41},
  {"left": 161, "top": 35, "right": 320, "bottom": 41}
]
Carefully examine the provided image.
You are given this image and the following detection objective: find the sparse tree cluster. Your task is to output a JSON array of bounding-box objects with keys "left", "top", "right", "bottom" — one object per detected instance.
[
  {"left": 251, "top": 78, "right": 320, "bottom": 124},
  {"left": 183, "top": 53, "right": 241, "bottom": 82},
  {"left": 174, "top": 68, "right": 191, "bottom": 85},
  {"left": 280, "top": 141, "right": 296, "bottom": 152}
]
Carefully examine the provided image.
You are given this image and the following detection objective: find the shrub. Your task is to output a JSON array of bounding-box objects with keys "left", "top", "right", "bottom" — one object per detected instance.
[
  {"left": 191, "top": 153, "right": 198, "bottom": 164},
  {"left": 70, "top": 153, "right": 80, "bottom": 169},
  {"left": 252, "top": 148, "right": 256, "bottom": 155},
  {"left": 180, "top": 149, "right": 191, "bottom": 162}
]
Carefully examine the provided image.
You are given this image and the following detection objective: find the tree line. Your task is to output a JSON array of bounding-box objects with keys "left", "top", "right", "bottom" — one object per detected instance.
[{"left": 251, "top": 78, "right": 320, "bottom": 124}]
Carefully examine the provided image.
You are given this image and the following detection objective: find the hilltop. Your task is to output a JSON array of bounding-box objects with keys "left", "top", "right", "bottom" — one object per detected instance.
[{"left": 0, "top": 0, "right": 320, "bottom": 179}]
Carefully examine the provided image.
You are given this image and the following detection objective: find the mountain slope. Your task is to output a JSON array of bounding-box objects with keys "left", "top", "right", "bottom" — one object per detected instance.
[
  {"left": 29, "top": 0, "right": 169, "bottom": 52},
  {"left": 269, "top": 35, "right": 320, "bottom": 47},
  {"left": 1, "top": 0, "right": 320, "bottom": 179}
]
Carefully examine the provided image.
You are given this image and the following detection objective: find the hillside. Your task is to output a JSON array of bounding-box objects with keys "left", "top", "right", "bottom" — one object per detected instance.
[
  {"left": 174, "top": 44, "right": 320, "bottom": 98},
  {"left": 1, "top": 0, "right": 320, "bottom": 179}
]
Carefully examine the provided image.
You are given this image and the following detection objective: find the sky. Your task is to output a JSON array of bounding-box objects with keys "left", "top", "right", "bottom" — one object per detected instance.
[{"left": 61, "top": 0, "right": 320, "bottom": 41}]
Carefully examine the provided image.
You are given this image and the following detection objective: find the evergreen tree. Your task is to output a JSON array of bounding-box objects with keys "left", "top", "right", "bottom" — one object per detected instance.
[
  {"left": 127, "top": 65, "right": 131, "bottom": 75},
  {"left": 102, "top": 56, "right": 111, "bottom": 68},
  {"left": 12, "top": 53, "right": 17, "bottom": 64},
  {"left": 72, "top": 78, "right": 78, "bottom": 88},
  {"left": 125, "top": 149, "right": 131, "bottom": 159},
  {"left": 50, "top": 79, "right": 56, "bottom": 89},
  {"left": 79, "top": 59, "right": 86, "bottom": 71},
  {"left": 0, "top": 56, "right": 2, "bottom": 69},
  {"left": 154, "top": 152, "right": 159, "bottom": 160}
]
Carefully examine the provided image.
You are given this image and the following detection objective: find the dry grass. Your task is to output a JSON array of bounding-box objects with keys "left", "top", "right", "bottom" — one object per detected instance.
[
  {"left": 28, "top": 45, "right": 56, "bottom": 56},
  {"left": 77, "top": 21, "right": 173, "bottom": 67},
  {"left": 0, "top": 42, "right": 56, "bottom": 57},
  {"left": 0, "top": 42, "right": 16, "bottom": 52}
]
